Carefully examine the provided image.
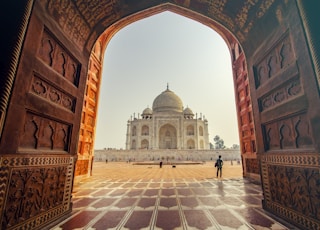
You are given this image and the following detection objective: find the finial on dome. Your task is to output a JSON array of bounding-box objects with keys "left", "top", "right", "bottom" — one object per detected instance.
[{"left": 167, "top": 83, "right": 169, "bottom": 90}]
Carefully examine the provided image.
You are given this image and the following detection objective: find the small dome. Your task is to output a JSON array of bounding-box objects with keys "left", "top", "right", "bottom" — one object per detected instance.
[
  {"left": 152, "top": 87, "right": 183, "bottom": 113},
  {"left": 142, "top": 107, "right": 153, "bottom": 115},
  {"left": 183, "top": 107, "right": 194, "bottom": 115}
]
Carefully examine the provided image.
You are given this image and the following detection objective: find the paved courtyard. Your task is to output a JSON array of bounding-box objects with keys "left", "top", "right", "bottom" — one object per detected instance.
[{"left": 51, "top": 161, "right": 293, "bottom": 230}]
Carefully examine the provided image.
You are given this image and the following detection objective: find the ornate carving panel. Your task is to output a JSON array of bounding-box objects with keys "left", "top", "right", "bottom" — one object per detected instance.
[
  {"left": 259, "top": 77, "right": 302, "bottom": 112},
  {"left": 245, "top": 158, "right": 259, "bottom": 174},
  {"left": 254, "top": 33, "right": 295, "bottom": 88},
  {"left": 38, "top": 0, "right": 278, "bottom": 52},
  {"left": 173, "top": 0, "right": 276, "bottom": 42},
  {"left": 261, "top": 154, "right": 320, "bottom": 229},
  {"left": 0, "top": 155, "right": 74, "bottom": 229},
  {"left": 39, "top": 0, "right": 121, "bottom": 49},
  {"left": 263, "top": 113, "right": 314, "bottom": 151},
  {"left": 31, "top": 75, "right": 76, "bottom": 112},
  {"left": 45, "top": 1, "right": 90, "bottom": 48},
  {"left": 38, "top": 29, "right": 81, "bottom": 86},
  {"left": 73, "top": 0, "right": 118, "bottom": 28},
  {"left": 19, "top": 112, "right": 71, "bottom": 151}
]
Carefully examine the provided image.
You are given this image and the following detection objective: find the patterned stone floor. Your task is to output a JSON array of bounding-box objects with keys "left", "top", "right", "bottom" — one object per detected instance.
[{"left": 51, "top": 162, "right": 293, "bottom": 230}]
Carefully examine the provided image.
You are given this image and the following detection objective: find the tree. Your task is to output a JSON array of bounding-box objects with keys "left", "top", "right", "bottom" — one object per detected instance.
[
  {"left": 231, "top": 144, "right": 240, "bottom": 149},
  {"left": 213, "top": 135, "right": 226, "bottom": 149}
]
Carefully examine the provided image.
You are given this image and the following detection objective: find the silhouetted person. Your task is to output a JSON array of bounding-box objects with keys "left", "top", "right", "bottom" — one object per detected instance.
[
  {"left": 159, "top": 161, "right": 163, "bottom": 168},
  {"left": 215, "top": 155, "right": 223, "bottom": 178}
]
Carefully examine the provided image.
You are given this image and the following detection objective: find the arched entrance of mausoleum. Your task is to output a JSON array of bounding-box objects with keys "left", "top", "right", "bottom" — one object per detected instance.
[
  {"left": 0, "top": 1, "right": 319, "bottom": 229},
  {"left": 159, "top": 124, "right": 178, "bottom": 149}
]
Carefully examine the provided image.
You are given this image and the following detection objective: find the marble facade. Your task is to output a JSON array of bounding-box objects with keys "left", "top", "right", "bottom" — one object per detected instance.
[{"left": 126, "top": 86, "right": 210, "bottom": 150}]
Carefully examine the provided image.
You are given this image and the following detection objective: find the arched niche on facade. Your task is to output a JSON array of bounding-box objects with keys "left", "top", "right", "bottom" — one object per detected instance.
[
  {"left": 200, "top": 140, "right": 204, "bottom": 149},
  {"left": 187, "top": 139, "right": 195, "bottom": 149},
  {"left": 159, "top": 124, "right": 177, "bottom": 149},
  {"left": 131, "top": 140, "right": 136, "bottom": 149},
  {"left": 132, "top": 126, "right": 137, "bottom": 136},
  {"left": 141, "top": 125, "right": 149, "bottom": 136},
  {"left": 141, "top": 139, "right": 149, "bottom": 149},
  {"left": 199, "top": 126, "right": 204, "bottom": 136},
  {"left": 187, "top": 125, "right": 194, "bottom": 136}
]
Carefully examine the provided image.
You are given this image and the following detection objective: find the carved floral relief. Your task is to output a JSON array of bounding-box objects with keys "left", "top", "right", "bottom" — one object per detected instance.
[
  {"left": 245, "top": 158, "right": 259, "bottom": 174},
  {"left": 31, "top": 75, "right": 76, "bottom": 112},
  {"left": 3, "top": 167, "right": 67, "bottom": 227},
  {"left": 267, "top": 164, "right": 320, "bottom": 220},
  {"left": 0, "top": 156, "right": 74, "bottom": 229}
]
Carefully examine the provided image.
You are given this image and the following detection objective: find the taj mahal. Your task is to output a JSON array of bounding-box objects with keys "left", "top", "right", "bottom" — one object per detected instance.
[{"left": 126, "top": 85, "right": 210, "bottom": 150}]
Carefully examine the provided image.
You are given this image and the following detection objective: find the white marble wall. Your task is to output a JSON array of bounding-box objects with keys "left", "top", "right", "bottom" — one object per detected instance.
[{"left": 94, "top": 149, "right": 241, "bottom": 162}]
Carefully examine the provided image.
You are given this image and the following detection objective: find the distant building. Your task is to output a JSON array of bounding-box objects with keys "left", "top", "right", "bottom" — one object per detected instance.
[{"left": 126, "top": 85, "right": 210, "bottom": 150}]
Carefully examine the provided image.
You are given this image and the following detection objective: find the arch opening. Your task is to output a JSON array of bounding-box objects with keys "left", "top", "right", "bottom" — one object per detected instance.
[
  {"left": 84, "top": 6, "right": 249, "bottom": 177},
  {"left": 3, "top": 1, "right": 319, "bottom": 229},
  {"left": 81, "top": 4, "right": 249, "bottom": 172}
]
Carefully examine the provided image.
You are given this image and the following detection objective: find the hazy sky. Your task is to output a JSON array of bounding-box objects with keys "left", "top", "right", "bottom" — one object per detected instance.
[{"left": 94, "top": 11, "right": 239, "bottom": 149}]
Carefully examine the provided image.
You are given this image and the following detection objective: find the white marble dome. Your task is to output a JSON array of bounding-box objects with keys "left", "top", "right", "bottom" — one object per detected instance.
[
  {"left": 152, "top": 88, "right": 183, "bottom": 113},
  {"left": 142, "top": 107, "right": 153, "bottom": 115},
  {"left": 183, "top": 107, "right": 194, "bottom": 115}
]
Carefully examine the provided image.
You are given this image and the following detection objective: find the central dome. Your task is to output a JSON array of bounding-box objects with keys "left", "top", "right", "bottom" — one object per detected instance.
[{"left": 152, "top": 88, "right": 183, "bottom": 113}]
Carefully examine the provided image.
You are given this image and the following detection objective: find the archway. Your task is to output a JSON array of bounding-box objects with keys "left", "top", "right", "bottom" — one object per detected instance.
[
  {"left": 83, "top": 2, "right": 256, "bottom": 177},
  {"left": 0, "top": 1, "right": 319, "bottom": 229},
  {"left": 186, "top": 125, "right": 194, "bottom": 136},
  {"left": 141, "top": 125, "right": 149, "bottom": 136},
  {"left": 187, "top": 139, "right": 195, "bottom": 149},
  {"left": 159, "top": 124, "right": 177, "bottom": 149},
  {"left": 141, "top": 139, "right": 149, "bottom": 149}
]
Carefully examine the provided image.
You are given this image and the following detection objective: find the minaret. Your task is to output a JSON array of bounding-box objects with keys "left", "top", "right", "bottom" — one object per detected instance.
[{"left": 125, "top": 120, "right": 131, "bottom": 150}]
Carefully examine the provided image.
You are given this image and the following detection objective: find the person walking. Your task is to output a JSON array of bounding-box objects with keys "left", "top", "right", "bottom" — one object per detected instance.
[{"left": 215, "top": 155, "right": 223, "bottom": 178}]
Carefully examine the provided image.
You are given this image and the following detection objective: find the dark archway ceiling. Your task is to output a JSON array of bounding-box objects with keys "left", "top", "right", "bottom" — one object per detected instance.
[{"left": 38, "top": 0, "right": 276, "bottom": 52}]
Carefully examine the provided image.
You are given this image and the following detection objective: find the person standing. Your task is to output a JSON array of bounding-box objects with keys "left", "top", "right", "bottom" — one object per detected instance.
[{"left": 215, "top": 155, "right": 223, "bottom": 178}]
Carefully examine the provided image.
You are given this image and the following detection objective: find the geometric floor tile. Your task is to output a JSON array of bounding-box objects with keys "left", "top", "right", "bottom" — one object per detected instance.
[{"left": 51, "top": 162, "right": 292, "bottom": 230}]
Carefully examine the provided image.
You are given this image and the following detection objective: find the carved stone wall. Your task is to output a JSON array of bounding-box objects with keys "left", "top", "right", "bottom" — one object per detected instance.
[
  {"left": 19, "top": 112, "right": 71, "bottom": 151},
  {"left": 261, "top": 154, "right": 319, "bottom": 229},
  {"left": 75, "top": 35, "right": 107, "bottom": 180},
  {"left": 1, "top": 1, "right": 319, "bottom": 229},
  {"left": 0, "top": 1, "right": 88, "bottom": 228},
  {"left": 0, "top": 155, "right": 75, "bottom": 229},
  {"left": 263, "top": 113, "right": 313, "bottom": 151},
  {"left": 245, "top": 158, "right": 260, "bottom": 174},
  {"left": 247, "top": 1, "right": 320, "bottom": 228},
  {"left": 231, "top": 45, "right": 258, "bottom": 178},
  {"left": 38, "top": 31, "right": 81, "bottom": 87}
]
